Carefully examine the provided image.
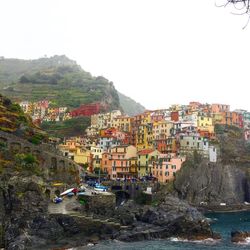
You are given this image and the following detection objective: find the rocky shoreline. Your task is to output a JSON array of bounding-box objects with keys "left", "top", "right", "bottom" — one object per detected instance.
[
  {"left": 0, "top": 174, "right": 220, "bottom": 249},
  {"left": 197, "top": 204, "right": 250, "bottom": 213}
]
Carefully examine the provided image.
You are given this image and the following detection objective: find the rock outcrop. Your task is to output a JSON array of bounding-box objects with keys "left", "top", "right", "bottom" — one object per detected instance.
[
  {"left": 115, "top": 196, "right": 219, "bottom": 242},
  {"left": 231, "top": 231, "right": 250, "bottom": 244},
  {"left": 174, "top": 159, "right": 250, "bottom": 206}
]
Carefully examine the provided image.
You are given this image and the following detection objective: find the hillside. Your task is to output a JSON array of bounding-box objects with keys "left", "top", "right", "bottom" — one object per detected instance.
[
  {"left": 0, "top": 55, "right": 145, "bottom": 115},
  {"left": 41, "top": 116, "right": 90, "bottom": 138},
  {"left": 0, "top": 94, "right": 46, "bottom": 143},
  {"left": 0, "top": 55, "right": 120, "bottom": 111},
  {"left": 118, "top": 92, "right": 145, "bottom": 116}
]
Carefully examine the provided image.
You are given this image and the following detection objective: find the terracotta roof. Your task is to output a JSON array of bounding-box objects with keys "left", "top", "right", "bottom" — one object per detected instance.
[{"left": 137, "top": 149, "right": 155, "bottom": 155}]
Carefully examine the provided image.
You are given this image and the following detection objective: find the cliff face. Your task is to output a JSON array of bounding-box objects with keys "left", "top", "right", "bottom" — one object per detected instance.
[
  {"left": 174, "top": 160, "right": 250, "bottom": 205},
  {"left": 118, "top": 92, "right": 145, "bottom": 116},
  {"left": 173, "top": 126, "right": 250, "bottom": 206}
]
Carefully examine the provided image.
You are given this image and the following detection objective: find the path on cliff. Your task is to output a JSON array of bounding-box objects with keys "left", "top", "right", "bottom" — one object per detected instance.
[
  {"left": 48, "top": 196, "right": 80, "bottom": 214},
  {"left": 48, "top": 195, "right": 122, "bottom": 228}
]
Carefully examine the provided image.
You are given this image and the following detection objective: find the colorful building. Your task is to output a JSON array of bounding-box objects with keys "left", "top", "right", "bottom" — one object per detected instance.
[
  {"left": 152, "top": 154, "right": 185, "bottom": 183},
  {"left": 70, "top": 103, "right": 102, "bottom": 117},
  {"left": 136, "top": 124, "right": 153, "bottom": 150},
  {"left": 137, "top": 149, "right": 160, "bottom": 177},
  {"left": 152, "top": 120, "right": 173, "bottom": 140},
  {"left": 211, "top": 104, "right": 230, "bottom": 113},
  {"left": 109, "top": 145, "right": 137, "bottom": 180},
  {"left": 101, "top": 152, "right": 112, "bottom": 178},
  {"left": 179, "top": 134, "right": 209, "bottom": 156},
  {"left": 221, "top": 111, "right": 243, "bottom": 128}
]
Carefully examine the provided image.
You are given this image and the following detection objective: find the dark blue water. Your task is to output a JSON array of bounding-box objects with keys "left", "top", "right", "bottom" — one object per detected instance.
[{"left": 88, "top": 212, "right": 250, "bottom": 250}]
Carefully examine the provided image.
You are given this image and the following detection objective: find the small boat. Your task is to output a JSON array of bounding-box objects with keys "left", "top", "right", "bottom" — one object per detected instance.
[
  {"left": 77, "top": 192, "right": 86, "bottom": 196},
  {"left": 94, "top": 184, "right": 108, "bottom": 192},
  {"left": 52, "top": 182, "right": 64, "bottom": 187},
  {"left": 67, "top": 192, "right": 74, "bottom": 197},
  {"left": 53, "top": 197, "right": 63, "bottom": 204},
  {"left": 60, "top": 188, "right": 74, "bottom": 196}
]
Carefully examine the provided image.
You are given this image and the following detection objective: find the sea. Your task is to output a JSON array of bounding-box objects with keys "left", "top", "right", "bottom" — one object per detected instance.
[{"left": 84, "top": 211, "right": 250, "bottom": 250}]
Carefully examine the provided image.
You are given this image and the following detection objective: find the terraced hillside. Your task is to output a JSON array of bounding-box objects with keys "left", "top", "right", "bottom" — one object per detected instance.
[
  {"left": 0, "top": 55, "right": 120, "bottom": 111},
  {"left": 0, "top": 94, "right": 46, "bottom": 142}
]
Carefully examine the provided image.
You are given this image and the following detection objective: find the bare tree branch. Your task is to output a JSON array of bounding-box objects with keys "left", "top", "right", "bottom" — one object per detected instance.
[{"left": 216, "top": 0, "right": 250, "bottom": 28}]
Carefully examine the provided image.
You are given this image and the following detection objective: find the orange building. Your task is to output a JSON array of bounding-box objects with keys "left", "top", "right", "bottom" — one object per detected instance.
[
  {"left": 101, "top": 152, "right": 112, "bottom": 178},
  {"left": 189, "top": 102, "right": 201, "bottom": 111},
  {"left": 221, "top": 111, "right": 243, "bottom": 128},
  {"left": 211, "top": 104, "right": 230, "bottom": 113}
]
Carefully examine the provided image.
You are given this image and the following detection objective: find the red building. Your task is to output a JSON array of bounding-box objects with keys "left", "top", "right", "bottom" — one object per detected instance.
[
  {"left": 70, "top": 103, "right": 101, "bottom": 117},
  {"left": 171, "top": 111, "right": 179, "bottom": 122}
]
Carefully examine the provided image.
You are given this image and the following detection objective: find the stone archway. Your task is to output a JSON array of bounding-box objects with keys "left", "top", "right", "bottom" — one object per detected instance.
[
  {"left": 51, "top": 157, "right": 57, "bottom": 170},
  {"left": 58, "top": 160, "right": 65, "bottom": 170},
  {"left": 23, "top": 146, "right": 31, "bottom": 153},
  {"left": 115, "top": 190, "right": 130, "bottom": 206},
  {"left": 10, "top": 142, "right": 22, "bottom": 153}
]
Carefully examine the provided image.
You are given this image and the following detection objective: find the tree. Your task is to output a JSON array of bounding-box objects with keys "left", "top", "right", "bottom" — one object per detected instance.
[
  {"left": 222, "top": 0, "right": 250, "bottom": 14},
  {"left": 218, "top": 0, "right": 250, "bottom": 28}
]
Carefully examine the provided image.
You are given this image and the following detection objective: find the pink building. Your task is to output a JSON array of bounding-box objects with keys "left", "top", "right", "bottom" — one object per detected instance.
[
  {"left": 109, "top": 145, "right": 137, "bottom": 180},
  {"left": 152, "top": 154, "right": 185, "bottom": 183},
  {"left": 245, "top": 129, "right": 250, "bottom": 141}
]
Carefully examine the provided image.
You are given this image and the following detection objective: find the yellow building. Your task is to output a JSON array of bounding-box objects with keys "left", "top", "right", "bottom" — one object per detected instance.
[
  {"left": 152, "top": 120, "right": 173, "bottom": 140},
  {"left": 197, "top": 115, "right": 214, "bottom": 134},
  {"left": 136, "top": 124, "right": 153, "bottom": 151},
  {"left": 74, "top": 147, "right": 91, "bottom": 166},
  {"left": 137, "top": 149, "right": 160, "bottom": 177},
  {"left": 111, "top": 116, "right": 133, "bottom": 133},
  {"left": 212, "top": 113, "right": 223, "bottom": 125},
  {"left": 130, "top": 157, "right": 138, "bottom": 175}
]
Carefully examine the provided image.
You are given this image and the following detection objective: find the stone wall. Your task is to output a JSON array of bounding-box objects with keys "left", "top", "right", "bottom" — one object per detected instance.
[
  {"left": 0, "top": 130, "right": 80, "bottom": 184},
  {"left": 79, "top": 193, "right": 116, "bottom": 215}
]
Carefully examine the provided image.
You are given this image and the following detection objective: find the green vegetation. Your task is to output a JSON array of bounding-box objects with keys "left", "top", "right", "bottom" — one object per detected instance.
[
  {"left": 41, "top": 116, "right": 91, "bottom": 138},
  {"left": 15, "top": 153, "right": 37, "bottom": 167},
  {"left": 28, "top": 134, "right": 44, "bottom": 145},
  {"left": 181, "top": 150, "right": 203, "bottom": 170},
  {"left": 14, "top": 153, "right": 42, "bottom": 175},
  {"left": 0, "top": 55, "right": 146, "bottom": 115},
  {"left": 0, "top": 55, "right": 120, "bottom": 110},
  {"left": 0, "top": 93, "right": 46, "bottom": 141}
]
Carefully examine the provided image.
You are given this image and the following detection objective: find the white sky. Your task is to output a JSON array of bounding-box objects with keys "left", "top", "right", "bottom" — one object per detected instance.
[{"left": 0, "top": 0, "right": 249, "bottom": 111}]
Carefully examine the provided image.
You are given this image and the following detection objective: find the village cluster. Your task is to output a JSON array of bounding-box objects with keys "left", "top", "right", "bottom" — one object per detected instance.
[
  {"left": 19, "top": 100, "right": 101, "bottom": 124},
  {"left": 20, "top": 100, "right": 250, "bottom": 183}
]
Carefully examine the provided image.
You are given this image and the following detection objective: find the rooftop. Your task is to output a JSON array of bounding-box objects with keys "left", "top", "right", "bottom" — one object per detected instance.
[{"left": 137, "top": 149, "right": 155, "bottom": 155}]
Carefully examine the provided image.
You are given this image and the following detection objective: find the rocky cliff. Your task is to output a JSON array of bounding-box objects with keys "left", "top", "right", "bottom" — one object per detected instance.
[
  {"left": 173, "top": 125, "right": 250, "bottom": 207},
  {"left": 174, "top": 159, "right": 250, "bottom": 206}
]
